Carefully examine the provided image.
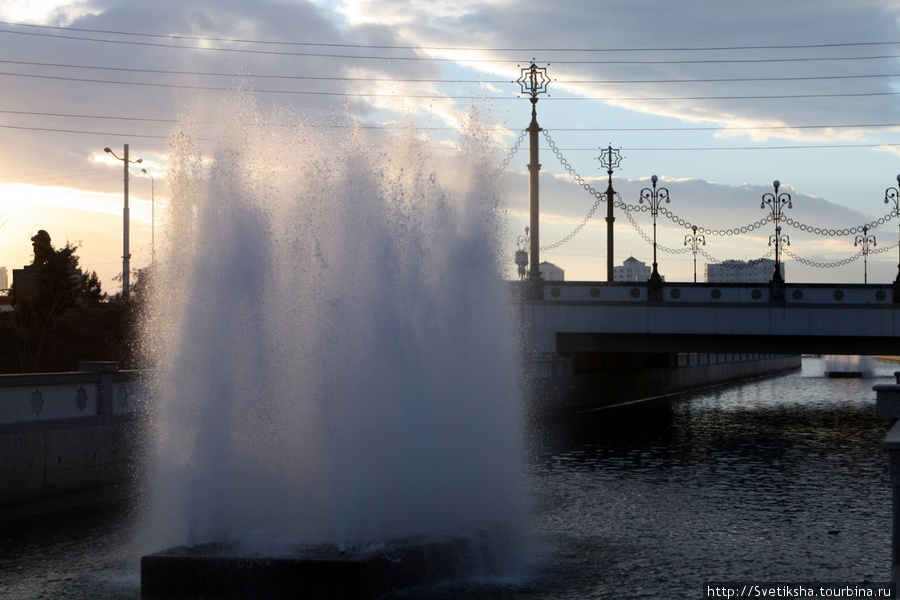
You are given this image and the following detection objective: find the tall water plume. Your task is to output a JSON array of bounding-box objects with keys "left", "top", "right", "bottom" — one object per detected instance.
[{"left": 140, "top": 103, "right": 527, "bottom": 559}]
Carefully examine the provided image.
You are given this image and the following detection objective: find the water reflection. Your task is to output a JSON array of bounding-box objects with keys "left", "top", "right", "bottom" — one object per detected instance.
[
  {"left": 525, "top": 358, "right": 894, "bottom": 599},
  {"left": 1, "top": 358, "right": 896, "bottom": 599}
]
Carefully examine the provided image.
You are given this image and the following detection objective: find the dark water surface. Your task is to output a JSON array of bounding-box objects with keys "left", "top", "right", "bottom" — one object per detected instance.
[{"left": 2, "top": 357, "right": 895, "bottom": 599}]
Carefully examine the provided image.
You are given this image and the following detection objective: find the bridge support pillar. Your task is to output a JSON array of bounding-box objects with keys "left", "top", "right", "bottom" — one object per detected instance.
[
  {"left": 78, "top": 361, "right": 120, "bottom": 424},
  {"left": 769, "top": 279, "right": 785, "bottom": 303},
  {"left": 876, "top": 373, "right": 900, "bottom": 583},
  {"left": 648, "top": 276, "right": 663, "bottom": 302}
]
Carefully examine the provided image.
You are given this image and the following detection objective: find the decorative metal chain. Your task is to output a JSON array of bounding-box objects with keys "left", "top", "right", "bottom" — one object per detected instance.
[
  {"left": 544, "top": 129, "right": 772, "bottom": 237},
  {"left": 543, "top": 129, "right": 601, "bottom": 197},
  {"left": 660, "top": 207, "right": 772, "bottom": 236},
  {"left": 540, "top": 196, "right": 604, "bottom": 252},
  {"left": 497, "top": 129, "right": 528, "bottom": 174},
  {"left": 539, "top": 129, "right": 605, "bottom": 251},
  {"left": 872, "top": 241, "right": 900, "bottom": 254},
  {"left": 781, "top": 213, "right": 895, "bottom": 237},
  {"left": 615, "top": 196, "right": 648, "bottom": 213},
  {"left": 622, "top": 205, "right": 691, "bottom": 254},
  {"left": 782, "top": 241, "right": 899, "bottom": 268},
  {"left": 698, "top": 248, "right": 775, "bottom": 267},
  {"left": 544, "top": 130, "right": 649, "bottom": 213},
  {"left": 527, "top": 130, "right": 900, "bottom": 260},
  {"left": 783, "top": 248, "right": 864, "bottom": 268}
]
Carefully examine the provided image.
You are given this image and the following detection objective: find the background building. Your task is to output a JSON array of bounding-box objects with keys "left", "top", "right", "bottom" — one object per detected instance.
[
  {"left": 705, "top": 259, "right": 783, "bottom": 283},
  {"left": 614, "top": 257, "right": 665, "bottom": 282},
  {"left": 539, "top": 261, "right": 565, "bottom": 281}
]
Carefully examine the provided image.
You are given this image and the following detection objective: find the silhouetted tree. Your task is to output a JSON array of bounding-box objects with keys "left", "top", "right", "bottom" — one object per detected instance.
[
  {"left": 105, "top": 264, "right": 154, "bottom": 369},
  {"left": 14, "top": 231, "right": 101, "bottom": 326},
  {"left": 4, "top": 231, "right": 110, "bottom": 372},
  {"left": 80, "top": 270, "right": 106, "bottom": 306}
]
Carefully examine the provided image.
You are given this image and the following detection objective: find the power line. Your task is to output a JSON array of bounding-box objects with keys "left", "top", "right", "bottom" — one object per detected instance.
[
  {"left": 0, "top": 59, "right": 465, "bottom": 83},
  {"left": 0, "top": 109, "right": 186, "bottom": 125},
  {"left": 0, "top": 123, "right": 173, "bottom": 139},
  {"left": 2, "top": 25, "right": 900, "bottom": 65},
  {"left": 4, "top": 109, "right": 899, "bottom": 133},
  {"left": 578, "top": 143, "right": 900, "bottom": 151},
  {"left": 3, "top": 59, "right": 898, "bottom": 86},
  {"left": 0, "top": 70, "right": 476, "bottom": 96},
  {"left": 0, "top": 109, "right": 459, "bottom": 129},
  {"left": 1, "top": 122, "right": 897, "bottom": 151},
  {"left": 2, "top": 70, "right": 899, "bottom": 101},
  {"left": 2, "top": 20, "right": 899, "bottom": 54},
  {"left": 553, "top": 123, "right": 900, "bottom": 132}
]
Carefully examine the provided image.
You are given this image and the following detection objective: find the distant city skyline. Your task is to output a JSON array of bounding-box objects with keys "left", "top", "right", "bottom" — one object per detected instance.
[
  {"left": 3, "top": 1, "right": 900, "bottom": 290},
  {"left": 705, "top": 259, "right": 783, "bottom": 284}
]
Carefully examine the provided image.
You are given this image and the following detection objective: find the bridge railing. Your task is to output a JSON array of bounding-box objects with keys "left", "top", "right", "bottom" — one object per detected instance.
[
  {"left": 0, "top": 361, "right": 146, "bottom": 429},
  {"left": 533, "top": 281, "right": 896, "bottom": 305},
  {"left": 0, "top": 362, "right": 148, "bottom": 516}
]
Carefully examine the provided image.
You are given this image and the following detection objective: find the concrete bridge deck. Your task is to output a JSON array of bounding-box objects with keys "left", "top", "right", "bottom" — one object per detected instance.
[{"left": 520, "top": 281, "right": 900, "bottom": 356}]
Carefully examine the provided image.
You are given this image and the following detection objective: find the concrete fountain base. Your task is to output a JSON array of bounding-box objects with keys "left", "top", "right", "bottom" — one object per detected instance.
[{"left": 141, "top": 534, "right": 500, "bottom": 599}]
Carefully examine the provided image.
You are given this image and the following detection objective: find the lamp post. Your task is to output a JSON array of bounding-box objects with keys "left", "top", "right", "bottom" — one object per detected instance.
[
  {"left": 515, "top": 227, "right": 530, "bottom": 281},
  {"left": 598, "top": 144, "right": 623, "bottom": 282},
  {"left": 684, "top": 225, "right": 706, "bottom": 283},
  {"left": 141, "top": 168, "right": 156, "bottom": 265},
  {"left": 105, "top": 145, "right": 142, "bottom": 300},
  {"left": 768, "top": 225, "right": 790, "bottom": 281},
  {"left": 516, "top": 62, "right": 550, "bottom": 290},
  {"left": 884, "top": 175, "right": 900, "bottom": 291},
  {"left": 854, "top": 225, "right": 876, "bottom": 284},
  {"left": 639, "top": 175, "right": 669, "bottom": 299},
  {"left": 760, "top": 180, "right": 792, "bottom": 286}
]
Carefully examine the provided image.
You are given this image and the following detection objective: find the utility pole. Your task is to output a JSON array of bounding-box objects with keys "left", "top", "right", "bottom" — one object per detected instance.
[{"left": 105, "top": 145, "right": 142, "bottom": 300}]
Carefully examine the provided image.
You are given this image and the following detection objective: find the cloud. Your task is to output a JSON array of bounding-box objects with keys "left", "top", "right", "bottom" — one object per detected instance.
[
  {"left": 2, "top": 0, "right": 900, "bottom": 288},
  {"left": 340, "top": 0, "right": 900, "bottom": 141}
]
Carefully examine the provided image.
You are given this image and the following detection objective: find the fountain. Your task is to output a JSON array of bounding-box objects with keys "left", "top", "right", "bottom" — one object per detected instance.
[{"left": 138, "top": 106, "right": 528, "bottom": 598}]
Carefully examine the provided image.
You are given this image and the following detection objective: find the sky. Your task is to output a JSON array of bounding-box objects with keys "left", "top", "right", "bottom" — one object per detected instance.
[{"left": 2, "top": 0, "right": 900, "bottom": 292}]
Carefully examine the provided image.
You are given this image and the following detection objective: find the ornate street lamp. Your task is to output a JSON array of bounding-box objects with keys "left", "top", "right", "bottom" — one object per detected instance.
[
  {"left": 515, "top": 227, "right": 530, "bottom": 281},
  {"left": 768, "top": 225, "right": 790, "bottom": 281},
  {"left": 884, "top": 174, "right": 900, "bottom": 288},
  {"left": 141, "top": 168, "right": 156, "bottom": 265},
  {"left": 516, "top": 62, "right": 550, "bottom": 287},
  {"left": 854, "top": 225, "right": 876, "bottom": 284},
  {"left": 639, "top": 175, "right": 669, "bottom": 299},
  {"left": 760, "top": 180, "right": 792, "bottom": 285},
  {"left": 684, "top": 225, "right": 706, "bottom": 283},
  {"left": 598, "top": 144, "right": 623, "bottom": 282},
  {"left": 104, "top": 145, "right": 142, "bottom": 300}
]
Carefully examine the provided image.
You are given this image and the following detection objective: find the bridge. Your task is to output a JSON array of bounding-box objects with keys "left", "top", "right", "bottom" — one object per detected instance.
[
  {"left": 0, "top": 362, "right": 145, "bottom": 519},
  {"left": 520, "top": 280, "right": 900, "bottom": 357}
]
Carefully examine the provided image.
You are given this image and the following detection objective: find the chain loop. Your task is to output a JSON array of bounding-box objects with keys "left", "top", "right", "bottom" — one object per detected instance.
[
  {"left": 697, "top": 248, "right": 776, "bottom": 267},
  {"left": 540, "top": 196, "right": 604, "bottom": 252},
  {"left": 517, "top": 130, "right": 900, "bottom": 263},
  {"left": 497, "top": 129, "right": 527, "bottom": 175},
  {"left": 782, "top": 241, "right": 900, "bottom": 268},
  {"left": 659, "top": 207, "right": 773, "bottom": 236},
  {"left": 539, "top": 129, "right": 606, "bottom": 251},
  {"left": 781, "top": 213, "right": 896, "bottom": 237}
]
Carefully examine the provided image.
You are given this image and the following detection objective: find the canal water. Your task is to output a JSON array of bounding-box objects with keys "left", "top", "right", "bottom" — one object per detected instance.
[{"left": 1, "top": 357, "right": 895, "bottom": 599}]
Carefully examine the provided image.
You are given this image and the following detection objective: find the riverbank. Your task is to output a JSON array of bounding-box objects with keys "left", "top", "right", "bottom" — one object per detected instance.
[
  {"left": 529, "top": 352, "right": 802, "bottom": 417},
  {"left": 875, "top": 356, "right": 900, "bottom": 364}
]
